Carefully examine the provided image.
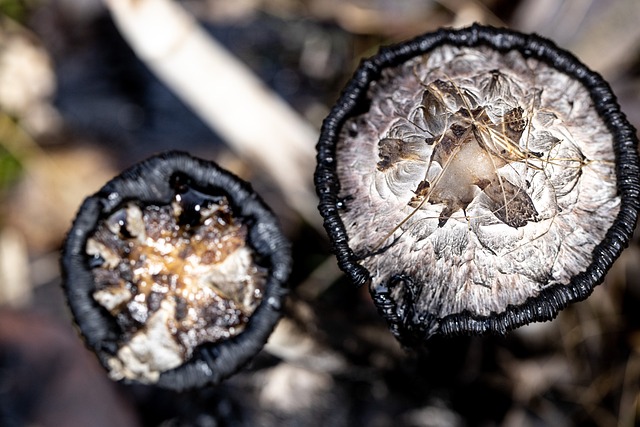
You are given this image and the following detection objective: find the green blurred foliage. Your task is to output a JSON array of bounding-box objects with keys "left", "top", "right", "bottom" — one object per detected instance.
[
  {"left": 0, "top": 0, "right": 31, "bottom": 22},
  {"left": 0, "top": 144, "right": 21, "bottom": 191}
]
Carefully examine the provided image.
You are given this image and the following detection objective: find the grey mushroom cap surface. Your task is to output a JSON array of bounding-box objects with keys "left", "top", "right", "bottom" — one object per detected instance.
[{"left": 315, "top": 24, "right": 639, "bottom": 345}]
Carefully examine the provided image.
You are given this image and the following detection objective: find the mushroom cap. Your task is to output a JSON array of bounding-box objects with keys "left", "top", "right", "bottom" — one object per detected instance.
[
  {"left": 61, "top": 151, "right": 290, "bottom": 390},
  {"left": 315, "top": 24, "right": 639, "bottom": 345}
]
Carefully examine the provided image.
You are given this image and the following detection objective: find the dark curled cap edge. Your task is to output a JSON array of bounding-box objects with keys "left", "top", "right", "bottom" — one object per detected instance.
[
  {"left": 314, "top": 24, "right": 640, "bottom": 341},
  {"left": 61, "top": 151, "right": 291, "bottom": 390}
]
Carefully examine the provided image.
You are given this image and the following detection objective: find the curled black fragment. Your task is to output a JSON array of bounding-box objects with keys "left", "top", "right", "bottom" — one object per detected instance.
[{"left": 62, "top": 151, "right": 290, "bottom": 390}]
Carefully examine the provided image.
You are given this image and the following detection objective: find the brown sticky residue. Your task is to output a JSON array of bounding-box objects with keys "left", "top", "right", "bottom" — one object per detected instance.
[{"left": 86, "top": 194, "right": 266, "bottom": 383}]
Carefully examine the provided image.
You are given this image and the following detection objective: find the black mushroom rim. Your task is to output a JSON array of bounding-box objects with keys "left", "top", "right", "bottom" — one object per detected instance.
[
  {"left": 315, "top": 24, "right": 640, "bottom": 345},
  {"left": 61, "top": 151, "right": 290, "bottom": 390}
]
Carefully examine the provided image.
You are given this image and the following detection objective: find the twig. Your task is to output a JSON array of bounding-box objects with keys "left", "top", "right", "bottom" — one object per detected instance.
[{"left": 104, "top": 0, "right": 321, "bottom": 229}]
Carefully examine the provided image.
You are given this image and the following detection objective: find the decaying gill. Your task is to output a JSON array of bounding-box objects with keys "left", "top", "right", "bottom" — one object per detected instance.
[{"left": 87, "top": 184, "right": 266, "bottom": 383}]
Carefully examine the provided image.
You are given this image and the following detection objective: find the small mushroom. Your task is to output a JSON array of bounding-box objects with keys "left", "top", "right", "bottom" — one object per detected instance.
[
  {"left": 315, "top": 24, "right": 639, "bottom": 345},
  {"left": 61, "top": 151, "right": 290, "bottom": 390}
]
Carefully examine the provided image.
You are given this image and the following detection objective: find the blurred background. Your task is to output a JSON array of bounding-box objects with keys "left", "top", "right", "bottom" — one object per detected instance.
[{"left": 0, "top": 0, "right": 639, "bottom": 426}]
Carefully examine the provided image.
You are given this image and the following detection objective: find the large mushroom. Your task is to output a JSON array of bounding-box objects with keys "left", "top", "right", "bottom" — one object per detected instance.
[{"left": 315, "top": 24, "right": 639, "bottom": 346}]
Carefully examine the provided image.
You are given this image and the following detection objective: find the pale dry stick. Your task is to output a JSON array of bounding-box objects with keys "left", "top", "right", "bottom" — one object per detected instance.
[
  {"left": 370, "top": 121, "right": 459, "bottom": 253},
  {"left": 371, "top": 77, "right": 535, "bottom": 252},
  {"left": 374, "top": 72, "right": 608, "bottom": 254},
  {"left": 104, "top": 0, "right": 321, "bottom": 229}
]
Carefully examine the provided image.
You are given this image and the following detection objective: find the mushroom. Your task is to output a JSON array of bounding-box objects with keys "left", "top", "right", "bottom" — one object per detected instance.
[
  {"left": 315, "top": 24, "right": 639, "bottom": 345},
  {"left": 61, "top": 151, "right": 290, "bottom": 390}
]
